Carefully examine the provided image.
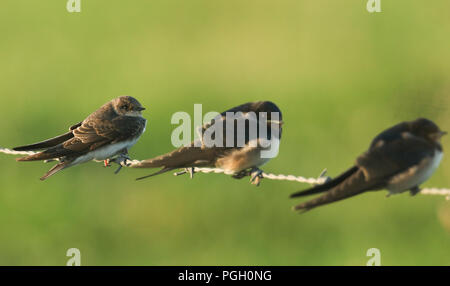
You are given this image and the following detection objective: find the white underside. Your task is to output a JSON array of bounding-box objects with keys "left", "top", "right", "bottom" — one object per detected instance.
[
  {"left": 71, "top": 138, "right": 140, "bottom": 166},
  {"left": 67, "top": 119, "right": 146, "bottom": 167},
  {"left": 387, "top": 150, "right": 443, "bottom": 194},
  {"left": 216, "top": 137, "right": 280, "bottom": 173}
]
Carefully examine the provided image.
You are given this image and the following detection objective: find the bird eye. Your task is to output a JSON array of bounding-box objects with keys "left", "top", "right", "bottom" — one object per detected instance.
[{"left": 121, "top": 104, "right": 129, "bottom": 110}]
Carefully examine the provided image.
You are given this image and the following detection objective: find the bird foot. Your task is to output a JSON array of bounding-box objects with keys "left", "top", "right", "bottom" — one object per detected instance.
[
  {"left": 231, "top": 168, "right": 264, "bottom": 185},
  {"left": 232, "top": 170, "right": 249, "bottom": 179},
  {"left": 111, "top": 154, "right": 131, "bottom": 174},
  {"left": 104, "top": 160, "right": 111, "bottom": 167},
  {"left": 249, "top": 168, "right": 264, "bottom": 186}
]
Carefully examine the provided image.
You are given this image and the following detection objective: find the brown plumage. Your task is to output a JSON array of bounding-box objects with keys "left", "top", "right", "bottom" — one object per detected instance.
[
  {"left": 291, "top": 118, "right": 446, "bottom": 212},
  {"left": 13, "top": 96, "right": 147, "bottom": 180},
  {"left": 134, "top": 145, "right": 228, "bottom": 179},
  {"left": 135, "top": 101, "right": 283, "bottom": 180},
  {"left": 292, "top": 168, "right": 370, "bottom": 212}
]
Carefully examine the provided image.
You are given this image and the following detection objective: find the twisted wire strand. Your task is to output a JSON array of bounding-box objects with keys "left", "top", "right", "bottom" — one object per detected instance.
[
  {"left": 0, "top": 146, "right": 449, "bottom": 198},
  {"left": 0, "top": 148, "right": 37, "bottom": 156},
  {"left": 183, "top": 167, "right": 329, "bottom": 185}
]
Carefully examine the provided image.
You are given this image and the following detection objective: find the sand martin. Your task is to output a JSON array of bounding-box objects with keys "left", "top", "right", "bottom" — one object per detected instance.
[
  {"left": 134, "top": 101, "right": 283, "bottom": 182},
  {"left": 13, "top": 96, "right": 147, "bottom": 180},
  {"left": 291, "top": 118, "right": 446, "bottom": 212}
]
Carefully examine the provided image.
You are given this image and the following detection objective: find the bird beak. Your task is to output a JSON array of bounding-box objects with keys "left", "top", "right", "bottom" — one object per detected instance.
[
  {"left": 136, "top": 107, "right": 146, "bottom": 111},
  {"left": 440, "top": 131, "right": 447, "bottom": 137}
]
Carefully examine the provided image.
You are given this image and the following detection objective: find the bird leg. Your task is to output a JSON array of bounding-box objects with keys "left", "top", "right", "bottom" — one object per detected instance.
[
  {"left": 108, "top": 149, "right": 131, "bottom": 174},
  {"left": 231, "top": 168, "right": 264, "bottom": 185}
]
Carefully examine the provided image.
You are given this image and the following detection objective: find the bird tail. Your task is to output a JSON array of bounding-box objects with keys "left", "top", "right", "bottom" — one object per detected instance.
[
  {"left": 290, "top": 166, "right": 359, "bottom": 198},
  {"left": 40, "top": 162, "right": 69, "bottom": 181},
  {"left": 135, "top": 167, "right": 174, "bottom": 180},
  {"left": 15, "top": 142, "right": 77, "bottom": 162},
  {"left": 16, "top": 150, "right": 61, "bottom": 162},
  {"left": 134, "top": 146, "right": 217, "bottom": 180},
  {"left": 291, "top": 168, "right": 370, "bottom": 212},
  {"left": 13, "top": 131, "right": 74, "bottom": 151}
]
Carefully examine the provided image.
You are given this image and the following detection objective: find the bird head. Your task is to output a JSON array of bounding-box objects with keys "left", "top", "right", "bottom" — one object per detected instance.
[
  {"left": 261, "top": 101, "right": 283, "bottom": 139},
  {"left": 253, "top": 101, "right": 283, "bottom": 124},
  {"left": 410, "top": 118, "right": 446, "bottom": 143},
  {"left": 113, "top": 96, "right": 146, "bottom": 117}
]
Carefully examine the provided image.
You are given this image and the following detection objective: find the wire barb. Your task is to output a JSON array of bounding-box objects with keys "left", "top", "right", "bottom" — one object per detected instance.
[{"left": 0, "top": 146, "right": 449, "bottom": 198}]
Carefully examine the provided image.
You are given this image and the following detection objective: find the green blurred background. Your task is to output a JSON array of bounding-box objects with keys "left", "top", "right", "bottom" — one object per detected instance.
[{"left": 0, "top": 0, "right": 449, "bottom": 265}]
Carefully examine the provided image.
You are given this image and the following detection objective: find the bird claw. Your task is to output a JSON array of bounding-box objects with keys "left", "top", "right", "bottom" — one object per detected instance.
[
  {"left": 111, "top": 154, "right": 131, "bottom": 174},
  {"left": 250, "top": 168, "right": 264, "bottom": 186}
]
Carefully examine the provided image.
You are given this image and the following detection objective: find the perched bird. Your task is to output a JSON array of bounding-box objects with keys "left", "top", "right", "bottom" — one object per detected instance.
[
  {"left": 13, "top": 96, "right": 147, "bottom": 180},
  {"left": 291, "top": 118, "right": 446, "bottom": 212},
  {"left": 134, "top": 101, "right": 283, "bottom": 182}
]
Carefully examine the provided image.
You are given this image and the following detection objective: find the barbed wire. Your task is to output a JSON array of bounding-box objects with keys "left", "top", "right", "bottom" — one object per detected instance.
[
  {"left": 171, "top": 167, "right": 330, "bottom": 186},
  {"left": 1, "top": 146, "right": 449, "bottom": 199},
  {"left": 0, "top": 148, "right": 36, "bottom": 156}
]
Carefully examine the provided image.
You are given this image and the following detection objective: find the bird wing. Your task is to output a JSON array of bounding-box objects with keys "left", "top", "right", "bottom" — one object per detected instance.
[
  {"left": 16, "top": 116, "right": 145, "bottom": 161},
  {"left": 202, "top": 101, "right": 281, "bottom": 144},
  {"left": 136, "top": 102, "right": 277, "bottom": 170},
  {"left": 65, "top": 116, "right": 146, "bottom": 153},
  {"left": 290, "top": 166, "right": 359, "bottom": 198},
  {"left": 13, "top": 122, "right": 82, "bottom": 151},
  {"left": 291, "top": 136, "right": 436, "bottom": 212},
  {"left": 356, "top": 135, "right": 436, "bottom": 183},
  {"left": 292, "top": 168, "right": 368, "bottom": 212},
  {"left": 368, "top": 121, "right": 409, "bottom": 150}
]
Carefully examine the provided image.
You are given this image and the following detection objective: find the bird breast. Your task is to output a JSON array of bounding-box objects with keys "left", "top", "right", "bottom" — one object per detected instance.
[
  {"left": 387, "top": 150, "right": 443, "bottom": 194},
  {"left": 215, "top": 137, "right": 280, "bottom": 173},
  {"left": 72, "top": 138, "right": 140, "bottom": 165}
]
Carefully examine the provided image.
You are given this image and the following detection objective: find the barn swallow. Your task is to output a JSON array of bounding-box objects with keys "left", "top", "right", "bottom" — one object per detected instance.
[
  {"left": 13, "top": 96, "right": 147, "bottom": 180},
  {"left": 134, "top": 101, "right": 282, "bottom": 182},
  {"left": 291, "top": 118, "right": 446, "bottom": 212}
]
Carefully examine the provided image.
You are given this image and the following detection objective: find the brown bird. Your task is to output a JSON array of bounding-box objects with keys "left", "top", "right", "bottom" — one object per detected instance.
[
  {"left": 13, "top": 96, "right": 147, "bottom": 180},
  {"left": 291, "top": 118, "right": 446, "bottom": 212},
  {"left": 134, "top": 101, "right": 283, "bottom": 181}
]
